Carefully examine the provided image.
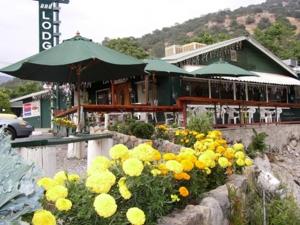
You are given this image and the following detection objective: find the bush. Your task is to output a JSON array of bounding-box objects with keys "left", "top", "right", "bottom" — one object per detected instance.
[
  {"left": 245, "top": 16, "right": 255, "bottom": 24},
  {"left": 187, "top": 112, "right": 213, "bottom": 134},
  {"left": 131, "top": 122, "right": 155, "bottom": 139},
  {"left": 247, "top": 129, "right": 268, "bottom": 158}
]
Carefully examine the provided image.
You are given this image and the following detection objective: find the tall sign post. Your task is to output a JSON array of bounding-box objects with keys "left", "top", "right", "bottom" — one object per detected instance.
[{"left": 33, "top": 0, "right": 70, "bottom": 129}]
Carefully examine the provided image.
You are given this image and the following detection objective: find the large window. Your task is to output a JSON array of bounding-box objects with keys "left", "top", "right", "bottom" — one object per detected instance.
[
  {"left": 248, "top": 85, "right": 266, "bottom": 101},
  {"left": 236, "top": 83, "right": 246, "bottom": 100},
  {"left": 190, "top": 80, "right": 209, "bottom": 97}
]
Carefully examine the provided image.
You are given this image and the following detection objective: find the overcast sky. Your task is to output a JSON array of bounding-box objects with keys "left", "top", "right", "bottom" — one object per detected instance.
[{"left": 0, "top": 0, "right": 265, "bottom": 70}]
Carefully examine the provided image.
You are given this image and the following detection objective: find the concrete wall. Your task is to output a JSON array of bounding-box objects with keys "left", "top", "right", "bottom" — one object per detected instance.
[{"left": 221, "top": 124, "right": 300, "bottom": 151}]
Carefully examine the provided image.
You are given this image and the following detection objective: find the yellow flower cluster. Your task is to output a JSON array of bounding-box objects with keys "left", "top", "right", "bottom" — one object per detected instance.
[
  {"left": 175, "top": 129, "right": 204, "bottom": 147},
  {"left": 34, "top": 171, "right": 79, "bottom": 224},
  {"left": 34, "top": 130, "right": 253, "bottom": 225},
  {"left": 53, "top": 117, "right": 76, "bottom": 129}
]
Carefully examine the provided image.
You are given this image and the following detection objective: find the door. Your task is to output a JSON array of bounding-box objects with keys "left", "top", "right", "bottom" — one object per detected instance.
[{"left": 115, "top": 82, "right": 131, "bottom": 105}]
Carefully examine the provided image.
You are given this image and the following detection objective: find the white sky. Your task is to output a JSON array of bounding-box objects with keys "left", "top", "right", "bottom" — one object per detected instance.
[{"left": 0, "top": 0, "right": 265, "bottom": 69}]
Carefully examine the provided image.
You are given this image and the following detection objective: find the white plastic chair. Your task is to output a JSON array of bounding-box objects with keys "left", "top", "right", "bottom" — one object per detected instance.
[
  {"left": 275, "top": 108, "right": 282, "bottom": 122},
  {"left": 226, "top": 107, "right": 239, "bottom": 124},
  {"left": 164, "top": 112, "right": 174, "bottom": 125},
  {"left": 247, "top": 107, "right": 256, "bottom": 124}
]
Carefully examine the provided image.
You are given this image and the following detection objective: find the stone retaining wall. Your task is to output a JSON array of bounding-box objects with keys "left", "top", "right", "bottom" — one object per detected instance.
[{"left": 221, "top": 124, "right": 300, "bottom": 152}]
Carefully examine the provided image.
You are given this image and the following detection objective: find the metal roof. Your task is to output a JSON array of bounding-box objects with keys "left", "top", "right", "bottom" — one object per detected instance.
[
  {"left": 10, "top": 90, "right": 50, "bottom": 103},
  {"left": 162, "top": 36, "right": 297, "bottom": 78}
]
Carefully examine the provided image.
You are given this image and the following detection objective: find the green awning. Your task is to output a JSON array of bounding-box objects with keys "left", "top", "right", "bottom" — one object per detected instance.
[
  {"left": 144, "top": 59, "right": 192, "bottom": 76},
  {"left": 192, "top": 61, "right": 257, "bottom": 77},
  {"left": 0, "top": 34, "right": 146, "bottom": 82}
]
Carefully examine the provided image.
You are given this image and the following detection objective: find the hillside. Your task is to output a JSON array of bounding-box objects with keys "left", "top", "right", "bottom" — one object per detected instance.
[{"left": 137, "top": 0, "right": 300, "bottom": 57}]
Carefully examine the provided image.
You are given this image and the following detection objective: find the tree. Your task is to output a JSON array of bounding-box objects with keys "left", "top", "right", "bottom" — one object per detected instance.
[
  {"left": 254, "top": 18, "right": 300, "bottom": 60},
  {"left": 0, "top": 81, "right": 42, "bottom": 99},
  {"left": 103, "top": 37, "right": 149, "bottom": 59},
  {"left": 0, "top": 90, "right": 11, "bottom": 113}
]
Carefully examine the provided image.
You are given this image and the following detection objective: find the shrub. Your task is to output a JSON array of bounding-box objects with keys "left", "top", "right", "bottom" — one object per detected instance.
[
  {"left": 247, "top": 129, "right": 268, "bottom": 158},
  {"left": 31, "top": 130, "right": 253, "bottom": 225},
  {"left": 187, "top": 112, "right": 213, "bottom": 134},
  {"left": 131, "top": 122, "right": 155, "bottom": 139},
  {"left": 245, "top": 16, "right": 255, "bottom": 25}
]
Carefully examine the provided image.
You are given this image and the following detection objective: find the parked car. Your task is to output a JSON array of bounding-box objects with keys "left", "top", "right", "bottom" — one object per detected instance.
[{"left": 0, "top": 113, "right": 34, "bottom": 139}]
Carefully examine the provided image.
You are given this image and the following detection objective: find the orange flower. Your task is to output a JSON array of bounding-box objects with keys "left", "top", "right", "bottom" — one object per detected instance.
[
  {"left": 179, "top": 186, "right": 189, "bottom": 197},
  {"left": 174, "top": 172, "right": 190, "bottom": 181}
]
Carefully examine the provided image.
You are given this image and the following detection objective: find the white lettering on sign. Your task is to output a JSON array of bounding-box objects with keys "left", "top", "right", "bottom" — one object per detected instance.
[
  {"left": 42, "top": 41, "right": 52, "bottom": 50},
  {"left": 40, "top": 3, "right": 53, "bottom": 9},
  {"left": 42, "top": 21, "right": 52, "bottom": 30},
  {"left": 42, "top": 11, "right": 51, "bottom": 20},
  {"left": 42, "top": 32, "right": 52, "bottom": 40}
]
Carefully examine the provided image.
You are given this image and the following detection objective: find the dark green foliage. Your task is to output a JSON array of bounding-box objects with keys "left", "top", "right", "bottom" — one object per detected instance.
[
  {"left": 109, "top": 119, "right": 155, "bottom": 139},
  {"left": 0, "top": 90, "right": 11, "bottom": 113},
  {"left": 247, "top": 129, "right": 268, "bottom": 158},
  {"left": 257, "top": 17, "right": 272, "bottom": 30},
  {"left": 103, "top": 37, "right": 149, "bottom": 59},
  {"left": 0, "top": 80, "right": 42, "bottom": 99},
  {"left": 131, "top": 122, "right": 155, "bottom": 139}
]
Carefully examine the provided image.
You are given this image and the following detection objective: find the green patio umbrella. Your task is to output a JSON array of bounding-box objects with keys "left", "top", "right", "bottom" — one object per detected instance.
[
  {"left": 0, "top": 33, "right": 146, "bottom": 130},
  {"left": 144, "top": 59, "right": 192, "bottom": 76},
  {"left": 192, "top": 61, "right": 257, "bottom": 77}
]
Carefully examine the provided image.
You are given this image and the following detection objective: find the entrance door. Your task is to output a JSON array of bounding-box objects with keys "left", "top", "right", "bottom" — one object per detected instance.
[{"left": 115, "top": 82, "right": 131, "bottom": 105}]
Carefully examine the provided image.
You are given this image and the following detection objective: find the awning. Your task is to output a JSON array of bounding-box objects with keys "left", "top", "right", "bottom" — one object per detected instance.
[{"left": 221, "top": 71, "right": 300, "bottom": 86}]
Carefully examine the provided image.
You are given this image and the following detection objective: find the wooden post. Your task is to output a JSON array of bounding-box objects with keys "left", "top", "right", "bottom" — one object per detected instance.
[
  {"left": 245, "top": 83, "right": 249, "bottom": 101},
  {"left": 76, "top": 67, "right": 81, "bottom": 132},
  {"left": 182, "top": 103, "right": 187, "bottom": 127},
  {"left": 233, "top": 82, "right": 236, "bottom": 101},
  {"left": 208, "top": 80, "right": 212, "bottom": 99},
  {"left": 266, "top": 85, "right": 268, "bottom": 103},
  {"left": 111, "top": 81, "right": 115, "bottom": 105},
  {"left": 145, "top": 75, "right": 149, "bottom": 104}
]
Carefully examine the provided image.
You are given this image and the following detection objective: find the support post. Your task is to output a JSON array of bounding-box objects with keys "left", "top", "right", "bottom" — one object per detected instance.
[
  {"left": 87, "top": 138, "right": 113, "bottom": 167},
  {"left": 111, "top": 81, "right": 116, "bottom": 105},
  {"left": 266, "top": 85, "right": 269, "bottom": 103},
  {"left": 233, "top": 82, "right": 236, "bottom": 101},
  {"left": 208, "top": 80, "right": 212, "bottom": 99},
  {"left": 245, "top": 83, "right": 249, "bottom": 101},
  {"left": 144, "top": 75, "right": 149, "bottom": 104},
  {"left": 76, "top": 68, "right": 81, "bottom": 132},
  {"left": 182, "top": 103, "right": 187, "bottom": 127}
]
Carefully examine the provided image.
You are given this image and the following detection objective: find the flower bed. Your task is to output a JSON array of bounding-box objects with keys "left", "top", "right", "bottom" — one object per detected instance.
[{"left": 30, "top": 130, "right": 252, "bottom": 225}]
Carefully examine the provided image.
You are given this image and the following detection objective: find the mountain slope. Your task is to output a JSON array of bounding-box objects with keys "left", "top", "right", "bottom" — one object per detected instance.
[{"left": 137, "top": 0, "right": 300, "bottom": 57}]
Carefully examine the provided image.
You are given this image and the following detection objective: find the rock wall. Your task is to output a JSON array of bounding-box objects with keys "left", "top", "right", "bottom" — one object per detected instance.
[
  {"left": 221, "top": 124, "right": 300, "bottom": 153},
  {"left": 157, "top": 175, "right": 247, "bottom": 225}
]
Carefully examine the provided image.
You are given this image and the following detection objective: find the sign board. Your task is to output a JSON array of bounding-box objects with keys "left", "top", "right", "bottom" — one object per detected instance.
[
  {"left": 23, "top": 101, "right": 41, "bottom": 118},
  {"left": 34, "top": 0, "right": 70, "bottom": 51}
]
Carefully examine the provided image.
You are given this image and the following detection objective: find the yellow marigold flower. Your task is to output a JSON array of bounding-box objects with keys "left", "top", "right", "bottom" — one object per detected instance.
[
  {"left": 163, "top": 153, "right": 176, "bottom": 161},
  {"left": 86, "top": 171, "right": 116, "bottom": 193},
  {"left": 152, "top": 149, "right": 161, "bottom": 161},
  {"left": 196, "top": 133, "right": 205, "bottom": 139},
  {"left": 224, "top": 148, "right": 235, "bottom": 159},
  {"left": 109, "top": 144, "right": 129, "bottom": 160},
  {"left": 87, "top": 156, "right": 111, "bottom": 176},
  {"left": 130, "top": 143, "right": 157, "bottom": 162},
  {"left": 245, "top": 158, "right": 253, "bottom": 166},
  {"left": 54, "top": 171, "right": 67, "bottom": 185},
  {"left": 68, "top": 173, "right": 80, "bottom": 182},
  {"left": 235, "top": 151, "right": 245, "bottom": 159},
  {"left": 185, "top": 139, "right": 189, "bottom": 143},
  {"left": 171, "top": 194, "right": 180, "bottom": 202},
  {"left": 118, "top": 177, "right": 132, "bottom": 200},
  {"left": 37, "top": 177, "right": 58, "bottom": 191},
  {"left": 158, "top": 164, "right": 169, "bottom": 175},
  {"left": 55, "top": 198, "right": 72, "bottom": 211},
  {"left": 32, "top": 209, "right": 56, "bottom": 225},
  {"left": 174, "top": 172, "right": 190, "bottom": 180},
  {"left": 175, "top": 130, "right": 180, "bottom": 136},
  {"left": 205, "top": 168, "right": 211, "bottom": 174},
  {"left": 165, "top": 160, "right": 183, "bottom": 174},
  {"left": 236, "top": 158, "right": 245, "bottom": 166},
  {"left": 195, "top": 160, "right": 206, "bottom": 169},
  {"left": 180, "top": 139, "right": 184, "bottom": 143},
  {"left": 151, "top": 169, "right": 162, "bottom": 176},
  {"left": 46, "top": 185, "right": 68, "bottom": 202},
  {"left": 218, "top": 157, "right": 229, "bottom": 168},
  {"left": 94, "top": 193, "right": 117, "bottom": 218},
  {"left": 126, "top": 207, "right": 146, "bottom": 225},
  {"left": 233, "top": 143, "right": 244, "bottom": 152},
  {"left": 180, "top": 160, "right": 194, "bottom": 172},
  {"left": 122, "top": 158, "right": 144, "bottom": 176},
  {"left": 216, "top": 146, "right": 226, "bottom": 154},
  {"left": 179, "top": 186, "right": 189, "bottom": 197}
]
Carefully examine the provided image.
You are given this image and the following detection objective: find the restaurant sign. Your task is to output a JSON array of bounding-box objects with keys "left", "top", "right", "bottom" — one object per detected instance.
[{"left": 23, "top": 101, "right": 41, "bottom": 118}]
